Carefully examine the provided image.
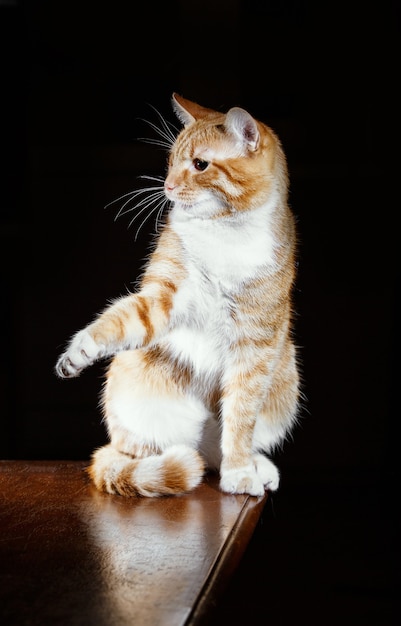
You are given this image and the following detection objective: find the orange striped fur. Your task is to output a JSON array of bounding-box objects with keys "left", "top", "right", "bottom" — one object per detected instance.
[{"left": 55, "top": 93, "right": 300, "bottom": 497}]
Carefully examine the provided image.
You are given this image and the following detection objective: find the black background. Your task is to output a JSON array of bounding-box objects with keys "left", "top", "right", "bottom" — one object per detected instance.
[{"left": 1, "top": 1, "right": 399, "bottom": 624}]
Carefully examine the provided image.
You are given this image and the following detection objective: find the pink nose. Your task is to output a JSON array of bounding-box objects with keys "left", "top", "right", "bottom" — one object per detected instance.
[{"left": 164, "top": 180, "right": 176, "bottom": 192}]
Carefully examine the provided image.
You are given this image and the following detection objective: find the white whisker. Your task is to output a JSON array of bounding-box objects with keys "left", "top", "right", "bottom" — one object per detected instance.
[
  {"left": 146, "top": 103, "right": 179, "bottom": 142},
  {"left": 137, "top": 137, "right": 171, "bottom": 149},
  {"left": 104, "top": 189, "right": 139, "bottom": 209},
  {"left": 139, "top": 175, "right": 165, "bottom": 183},
  {"left": 127, "top": 199, "right": 159, "bottom": 227},
  {"left": 104, "top": 105, "right": 175, "bottom": 240},
  {"left": 112, "top": 187, "right": 163, "bottom": 220},
  {"left": 136, "top": 104, "right": 178, "bottom": 149},
  {"left": 133, "top": 198, "right": 169, "bottom": 241},
  {"left": 155, "top": 198, "right": 169, "bottom": 233},
  {"left": 134, "top": 191, "right": 165, "bottom": 209},
  {"left": 118, "top": 191, "right": 164, "bottom": 219},
  {"left": 137, "top": 120, "right": 173, "bottom": 146}
]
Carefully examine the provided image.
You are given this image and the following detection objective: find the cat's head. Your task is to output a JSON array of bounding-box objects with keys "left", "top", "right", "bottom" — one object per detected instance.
[{"left": 164, "top": 93, "right": 288, "bottom": 219}]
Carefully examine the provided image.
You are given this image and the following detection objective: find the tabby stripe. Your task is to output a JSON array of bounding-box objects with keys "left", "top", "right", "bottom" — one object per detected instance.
[
  {"left": 162, "top": 458, "right": 191, "bottom": 493},
  {"left": 142, "top": 346, "right": 194, "bottom": 391},
  {"left": 114, "top": 464, "right": 141, "bottom": 496},
  {"left": 135, "top": 296, "right": 153, "bottom": 342}
]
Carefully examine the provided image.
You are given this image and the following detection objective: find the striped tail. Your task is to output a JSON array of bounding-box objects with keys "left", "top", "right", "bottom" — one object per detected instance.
[{"left": 87, "top": 444, "right": 205, "bottom": 497}]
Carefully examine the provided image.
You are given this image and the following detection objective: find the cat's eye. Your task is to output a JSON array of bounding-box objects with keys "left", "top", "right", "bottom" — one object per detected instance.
[{"left": 193, "top": 158, "right": 209, "bottom": 172}]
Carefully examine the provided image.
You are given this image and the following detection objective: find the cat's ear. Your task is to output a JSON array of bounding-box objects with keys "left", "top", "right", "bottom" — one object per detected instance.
[
  {"left": 172, "top": 93, "right": 216, "bottom": 126},
  {"left": 225, "top": 107, "right": 260, "bottom": 152}
]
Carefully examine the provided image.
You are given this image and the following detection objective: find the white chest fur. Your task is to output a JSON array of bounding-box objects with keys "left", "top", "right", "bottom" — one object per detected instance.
[
  {"left": 164, "top": 201, "right": 278, "bottom": 376},
  {"left": 170, "top": 200, "right": 277, "bottom": 286},
  {"left": 163, "top": 263, "right": 231, "bottom": 377}
]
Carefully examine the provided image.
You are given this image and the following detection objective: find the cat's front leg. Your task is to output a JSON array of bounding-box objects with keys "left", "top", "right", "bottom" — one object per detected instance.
[
  {"left": 219, "top": 368, "right": 278, "bottom": 496},
  {"left": 55, "top": 297, "right": 146, "bottom": 378},
  {"left": 56, "top": 284, "right": 175, "bottom": 378},
  {"left": 219, "top": 412, "right": 267, "bottom": 496}
]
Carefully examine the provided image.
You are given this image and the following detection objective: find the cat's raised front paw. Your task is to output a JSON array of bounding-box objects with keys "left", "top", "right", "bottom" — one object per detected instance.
[{"left": 55, "top": 330, "right": 104, "bottom": 378}]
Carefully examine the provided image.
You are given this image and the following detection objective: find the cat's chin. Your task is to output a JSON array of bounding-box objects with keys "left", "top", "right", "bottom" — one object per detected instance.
[{"left": 172, "top": 199, "right": 233, "bottom": 220}]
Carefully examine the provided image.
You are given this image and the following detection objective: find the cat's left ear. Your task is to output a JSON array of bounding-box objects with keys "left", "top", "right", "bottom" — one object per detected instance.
[
  {"left": 172, "top": 93, "right": 216, "bottom": 126},
  {"left": 225, "top": 107, "right": 260, "bottom": 152}
]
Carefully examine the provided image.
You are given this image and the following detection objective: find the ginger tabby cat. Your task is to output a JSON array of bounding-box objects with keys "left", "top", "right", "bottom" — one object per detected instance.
[{"left": 56, "top": 93, "right": 300, "bottom": 497}]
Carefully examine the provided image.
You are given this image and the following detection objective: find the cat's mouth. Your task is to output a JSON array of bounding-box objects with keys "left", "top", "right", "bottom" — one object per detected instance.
[
  {"left": 165, "top": 192, "right": 194, "bottom": 210},
  {"left": 168, "top": 190, "right": 217, "bottom": 214}
]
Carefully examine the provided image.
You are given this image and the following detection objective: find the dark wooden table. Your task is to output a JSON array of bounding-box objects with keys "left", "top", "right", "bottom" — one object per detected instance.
[{"left": 0, "top": 460, "right": 268, "bottom": 626}]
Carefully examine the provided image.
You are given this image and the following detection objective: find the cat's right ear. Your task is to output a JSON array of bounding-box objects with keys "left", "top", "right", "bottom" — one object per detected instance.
[
  {"left": 225, "top": 108, "right": 260, "bottom": 152},
  {"left": 172, "top": 93, "right": 215, "bottom": 126}
]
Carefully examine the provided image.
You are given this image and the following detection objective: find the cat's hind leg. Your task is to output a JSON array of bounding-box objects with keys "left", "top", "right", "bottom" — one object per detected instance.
[{"left": 90, "top": 349, "right": 209, "bottom": 497}]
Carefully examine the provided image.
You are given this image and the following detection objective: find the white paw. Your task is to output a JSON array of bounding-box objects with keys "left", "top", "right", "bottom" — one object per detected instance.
[
  {"left": 56, "top": 329, "right": 105, "bottom": 378},
  {"left": 253, "top": 454, "right": 280, "bottom": 491},
  {"left": 220, "top": 465, "right": 265, "bottom": 497}
]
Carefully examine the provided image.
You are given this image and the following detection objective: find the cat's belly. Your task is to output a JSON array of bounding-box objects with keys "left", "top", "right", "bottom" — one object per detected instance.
[{"left": 163, "top": 267, "right": 233, "bottom": 377}]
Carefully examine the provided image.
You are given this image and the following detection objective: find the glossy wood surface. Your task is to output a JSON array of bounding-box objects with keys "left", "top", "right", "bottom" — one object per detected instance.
[{"left": 0, "top": 460, "right": 268, "bottom": 626}]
